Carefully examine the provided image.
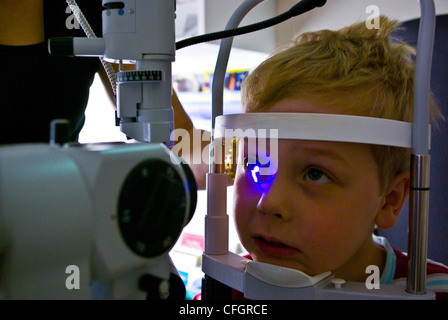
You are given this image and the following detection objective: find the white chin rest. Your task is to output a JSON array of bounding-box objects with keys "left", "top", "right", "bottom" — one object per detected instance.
[{"left": 214, "top": 113, "right": 423, "bottom": 148}]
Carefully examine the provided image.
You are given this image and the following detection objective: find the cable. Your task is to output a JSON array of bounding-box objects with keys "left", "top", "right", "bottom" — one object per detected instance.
[
  {"left": 211, "top": 0, "right": 264, "bottom": 135},
  {"left": 65, "top": 0, "right": 327, "bottom": 97},
  {"left": 65, "top": 0, "right": 117, "bottom": 97},
  {"left": 412, "top": 0, "right": 435, "bottom": 155},
  {"left": 208, "top": 0, "right": 326, "bottom": 170},
  {"left": 176, "top": 0, "right": 326, "bottom": 50}
]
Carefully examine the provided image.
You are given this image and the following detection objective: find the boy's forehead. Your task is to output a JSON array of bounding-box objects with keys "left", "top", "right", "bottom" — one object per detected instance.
[
  {"left": 239, "top": 137, "right": 363, "bottom": 158},
  {"left": 266, "top": 98, "right": 339, "bottom": 114},
  {"left": 236, "top": 138, "right": 378, "bottom": 180}
]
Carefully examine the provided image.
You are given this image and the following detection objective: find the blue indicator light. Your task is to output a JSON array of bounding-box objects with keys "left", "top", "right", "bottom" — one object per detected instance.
[
  {"left": 251, "top": 165, "right": 260, "bottom": 183},
  {"left": 118, "top": 9, "right": 125, "bottom": 16},
  {"left": 245, "top": 155, "right": 276, "bottom": 191}
]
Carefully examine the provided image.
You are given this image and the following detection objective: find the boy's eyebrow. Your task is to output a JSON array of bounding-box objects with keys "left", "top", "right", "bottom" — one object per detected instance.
[{"left": 300, "top": 146, "right": 350, "bottom": 167}]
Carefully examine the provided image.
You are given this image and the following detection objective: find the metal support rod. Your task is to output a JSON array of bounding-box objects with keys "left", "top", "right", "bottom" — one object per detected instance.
[
  {"left": 203, "top": 1, "right": 265, "bottom": 299},
  {"left": 407, "top": 154, "right": 431, "bottom": 294},
  {"left": 209, "top": 0, "right": 265, "bottom": 174},
  {"left": 204, "top": 0, "right": 266, "bottom": 255},
  {"left": 406, "top": 0, "right": 436, "bottom": 295}
]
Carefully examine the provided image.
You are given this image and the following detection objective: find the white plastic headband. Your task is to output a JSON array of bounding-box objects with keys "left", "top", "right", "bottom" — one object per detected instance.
[{"left": 214, "top": 113, "right": 428, "bottom": 149}]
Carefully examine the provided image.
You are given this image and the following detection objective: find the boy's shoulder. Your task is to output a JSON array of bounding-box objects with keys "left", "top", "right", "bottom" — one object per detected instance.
[{"left": 392, "top": 247, "right": 448, "bottom": 276}]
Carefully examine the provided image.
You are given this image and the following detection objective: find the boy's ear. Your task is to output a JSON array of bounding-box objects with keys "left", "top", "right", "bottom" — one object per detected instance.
[{"left": 375, "top": 171, "right": 410, "bottom": 229}]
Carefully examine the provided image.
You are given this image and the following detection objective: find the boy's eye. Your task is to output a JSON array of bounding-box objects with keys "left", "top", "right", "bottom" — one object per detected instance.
[
  {"left": 243, "top": 157, "right": 270, "bottom": 171},
  {"left": 304, "top": 168, "right": 333, "bottom": 184},
  {"left": 243, "top": 157, "right": 274, "bottom": 185}
]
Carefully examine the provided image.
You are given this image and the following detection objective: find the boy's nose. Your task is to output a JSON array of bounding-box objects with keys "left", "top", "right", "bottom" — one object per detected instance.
[{"left": 256, "top": 177, "right": 291, "bottom": 221}]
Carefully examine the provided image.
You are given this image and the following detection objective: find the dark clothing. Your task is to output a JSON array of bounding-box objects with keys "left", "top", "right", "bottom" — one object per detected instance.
[{"left": 1, "top": 1, "right": 103, "bottom": 144}]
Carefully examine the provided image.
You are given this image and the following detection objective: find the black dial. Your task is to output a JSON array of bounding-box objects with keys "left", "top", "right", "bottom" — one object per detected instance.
[
  {"left": 116, "top": 70, "right": 163, "bottom": 82},
  {"left": 118, "top": 159, "right": 194, "bottom": 258}
]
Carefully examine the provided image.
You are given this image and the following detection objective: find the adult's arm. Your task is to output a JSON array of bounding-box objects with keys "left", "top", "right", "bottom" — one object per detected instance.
[{"left": 0, "top": 0, "right": 44, "bottom": 46}]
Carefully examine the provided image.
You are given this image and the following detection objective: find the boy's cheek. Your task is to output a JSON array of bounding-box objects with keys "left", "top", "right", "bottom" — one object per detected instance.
[
  {"left": 233, "top": 207, "right": 253, "bottom": 252},
  {"left": 233, "top": 184, "right": 258, "bottom": 239},
  {"left": 234, "top": 169, "right": 263, "bottom": 196},
  {"left": 233, "top": 196, "right": 253, "bottom": 227}
]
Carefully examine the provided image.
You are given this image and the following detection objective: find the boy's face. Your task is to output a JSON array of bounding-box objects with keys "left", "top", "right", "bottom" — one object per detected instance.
[{"left": 233, "top": 99, "right": 385, "bottom": 277}]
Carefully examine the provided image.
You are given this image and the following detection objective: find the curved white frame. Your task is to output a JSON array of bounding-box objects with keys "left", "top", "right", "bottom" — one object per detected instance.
[{"left": 214, "top": 113, "right": 420, "bottom": 148}]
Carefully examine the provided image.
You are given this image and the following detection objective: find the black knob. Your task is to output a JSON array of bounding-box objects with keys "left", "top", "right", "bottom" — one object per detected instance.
[
  {"left": 118, "top": 159, "right": 195, "bottom": 258},
  {"left": 48, "top": 37, "right": 75, "bottom": 57}
]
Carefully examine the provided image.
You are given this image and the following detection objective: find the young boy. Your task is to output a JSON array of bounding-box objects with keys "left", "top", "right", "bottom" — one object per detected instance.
[{"left": 181, "top": 16, "right": 448, "bottom": 299}]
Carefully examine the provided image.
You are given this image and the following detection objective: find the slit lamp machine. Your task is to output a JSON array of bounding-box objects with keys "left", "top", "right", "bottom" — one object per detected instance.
[{"left": 0, "top": 0, "right": 438, "bottom": 299}]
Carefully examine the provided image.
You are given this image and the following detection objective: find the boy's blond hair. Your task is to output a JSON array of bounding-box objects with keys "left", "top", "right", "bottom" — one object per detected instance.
[{"left": 241, "top": 16, "right": 443, "bottom": 191}]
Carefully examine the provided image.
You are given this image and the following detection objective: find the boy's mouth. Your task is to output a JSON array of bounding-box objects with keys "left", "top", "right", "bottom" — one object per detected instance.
[{"left": 253, "top": 235, "right": 300, "bottom": 257}]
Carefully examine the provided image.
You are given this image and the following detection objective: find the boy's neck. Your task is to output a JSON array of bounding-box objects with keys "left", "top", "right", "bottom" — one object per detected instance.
[{"left": 332, "top": 235, "right": 386, "bottom": 282}]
